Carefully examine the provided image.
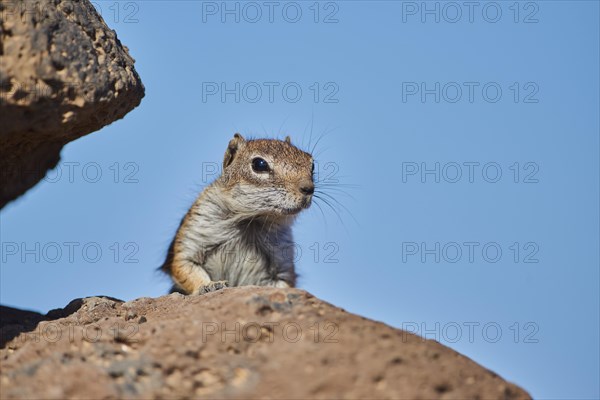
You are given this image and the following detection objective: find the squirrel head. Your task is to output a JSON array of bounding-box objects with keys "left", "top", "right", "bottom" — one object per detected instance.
[{"left": 219, "top": 133, "right": 314, "bottom": 218}]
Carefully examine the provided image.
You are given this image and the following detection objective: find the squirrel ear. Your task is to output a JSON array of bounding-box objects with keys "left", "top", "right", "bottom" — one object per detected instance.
[
  {"left": 285, "top": 136, "right": 291, "bottom": 144},
  {"left": 223, "top": 133, "right": 246, "bottom": 169}
]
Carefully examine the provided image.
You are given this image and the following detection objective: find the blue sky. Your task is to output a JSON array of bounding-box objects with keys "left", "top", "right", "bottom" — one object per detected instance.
[{"left": 1, "top": 1, "right": 598, "bottom": 398}]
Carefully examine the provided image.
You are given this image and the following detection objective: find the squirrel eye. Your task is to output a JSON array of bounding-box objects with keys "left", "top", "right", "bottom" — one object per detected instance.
[{"left": 252, "top": 157, "right": 270, "bottom": 172}]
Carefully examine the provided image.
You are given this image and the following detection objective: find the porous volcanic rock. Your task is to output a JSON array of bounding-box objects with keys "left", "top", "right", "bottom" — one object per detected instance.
[
  {"left": 0, "top": 0, "right": 144, "bottom": 208},
  {"left": 0, "top": 287, "right": 531, "bottom": 399}
]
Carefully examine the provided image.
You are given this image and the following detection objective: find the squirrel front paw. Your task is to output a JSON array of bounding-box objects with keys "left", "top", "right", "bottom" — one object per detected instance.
[{"left": 194, "top": 280, "right": 229, "bottom": 295}]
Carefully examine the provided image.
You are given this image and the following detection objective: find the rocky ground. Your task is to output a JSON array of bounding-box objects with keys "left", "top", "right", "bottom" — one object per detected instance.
[{"left": 0, "top": 287, "right": 531, "bottom": 399}]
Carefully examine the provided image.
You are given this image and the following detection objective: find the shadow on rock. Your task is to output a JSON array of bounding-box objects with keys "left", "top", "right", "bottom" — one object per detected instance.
[{"left": 0, "top": 299, "right": 84, "bottom": 348}]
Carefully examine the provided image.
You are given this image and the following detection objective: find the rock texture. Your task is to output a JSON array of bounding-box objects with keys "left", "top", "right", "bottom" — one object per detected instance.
[
  {"left": 0, "top": 287, "right": 531, "bottom": 399},
  {"left": 0, "top": 0, "right": 144, "bottom": 208}
]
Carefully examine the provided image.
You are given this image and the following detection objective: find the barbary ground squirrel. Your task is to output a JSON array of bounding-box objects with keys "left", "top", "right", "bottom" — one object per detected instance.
[{"left": 161, "top": 133, "right": 315, "bottom": 294}]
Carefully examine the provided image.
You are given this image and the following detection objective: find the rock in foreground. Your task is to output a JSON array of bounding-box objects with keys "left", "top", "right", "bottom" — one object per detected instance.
[
  {"left": 0, "top": 0, "right": 144, "bottom": 208},
  {"left": 0, "top": 287, "right": 530, "bottom": 399}
]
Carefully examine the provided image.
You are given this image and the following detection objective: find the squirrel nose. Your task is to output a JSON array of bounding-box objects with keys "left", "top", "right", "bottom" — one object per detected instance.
[{"left": 300, "top": 183, "right": 315, "bottom": 195}]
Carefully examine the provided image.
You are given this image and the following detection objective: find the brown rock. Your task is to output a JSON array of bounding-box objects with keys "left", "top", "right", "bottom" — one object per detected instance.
[
  {"left": 0, "top": 0, "right": 144, "bottom": 208},
  {"left": 0, "top": 287, "right": 531, "bottom": 399}
]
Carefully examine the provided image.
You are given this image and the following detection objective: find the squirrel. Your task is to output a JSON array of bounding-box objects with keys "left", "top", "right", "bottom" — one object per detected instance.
[{"left": 160, "top": 133, "right": 315, "bottom": 295}]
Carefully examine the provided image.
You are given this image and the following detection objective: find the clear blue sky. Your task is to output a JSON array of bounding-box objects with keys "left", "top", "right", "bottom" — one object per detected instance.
[{"left": 1, "top": 1, "right": 598, "bottom": 398}]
